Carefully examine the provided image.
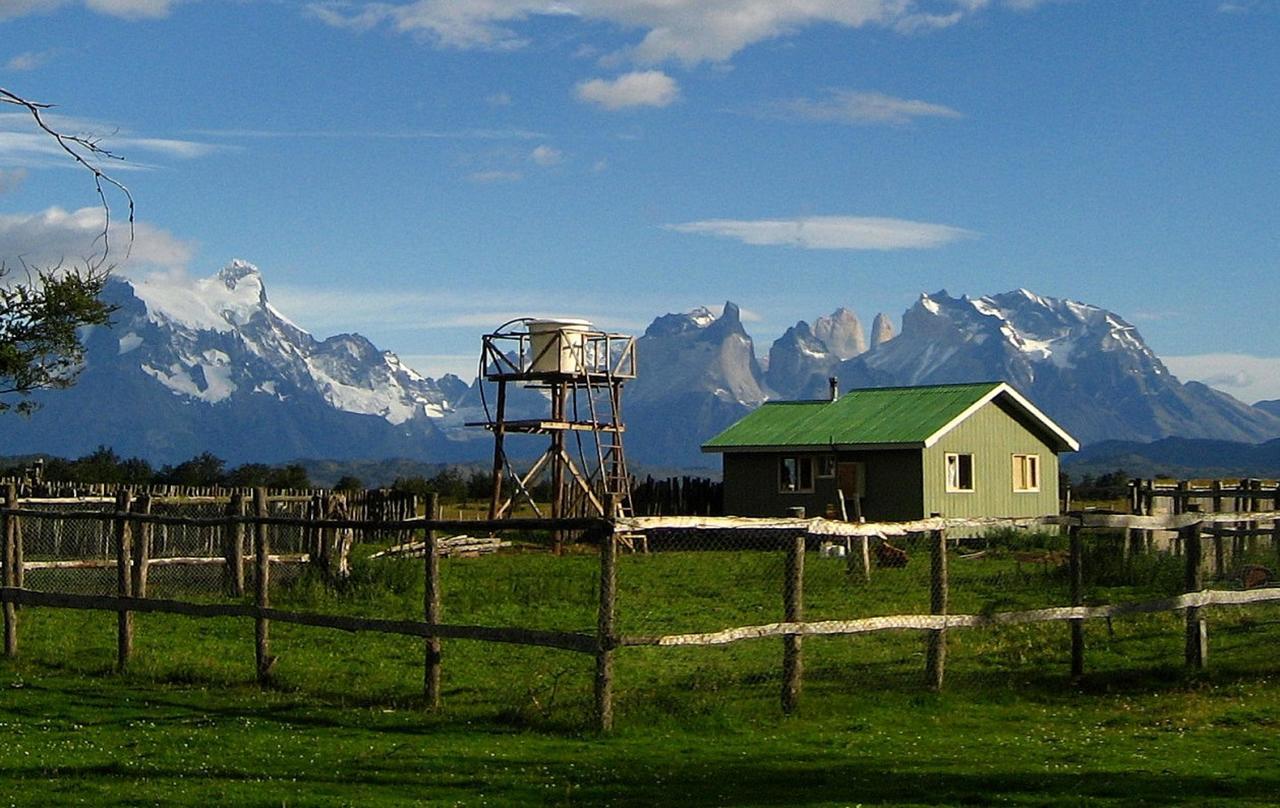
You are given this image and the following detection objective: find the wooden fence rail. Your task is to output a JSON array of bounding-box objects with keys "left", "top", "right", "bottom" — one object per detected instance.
[{"left": 1, "top": 499, "right": 1279, "bottom": 731}]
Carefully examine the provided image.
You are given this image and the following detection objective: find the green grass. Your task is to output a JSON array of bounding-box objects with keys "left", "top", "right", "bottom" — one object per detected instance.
[{"left": 2, "top": 537, "right": 1279, "bottom": 805}]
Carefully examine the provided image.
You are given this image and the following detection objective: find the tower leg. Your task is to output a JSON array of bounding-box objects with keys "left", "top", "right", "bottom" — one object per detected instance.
[
  {"left": 551, "top": 382, "right": 567, "bottom": 554},
  {"left": 487, "top": 380, "right": 508, "bottom": 521}
]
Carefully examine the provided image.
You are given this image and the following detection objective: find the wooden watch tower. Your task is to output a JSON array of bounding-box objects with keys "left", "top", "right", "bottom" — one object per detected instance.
[{"left": 471, "top": 318, "right": 637, "bottom": 522}]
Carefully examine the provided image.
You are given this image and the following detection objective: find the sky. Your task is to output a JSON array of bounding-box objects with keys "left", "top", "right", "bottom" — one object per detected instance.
[{"left": 1, "top": 0, "right": 1279, "bottom": 401}]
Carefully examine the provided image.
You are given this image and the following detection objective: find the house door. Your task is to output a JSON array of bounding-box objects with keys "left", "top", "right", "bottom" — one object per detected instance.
[{"left": 836, "top": 462, "right": 865, "bottom": 520}]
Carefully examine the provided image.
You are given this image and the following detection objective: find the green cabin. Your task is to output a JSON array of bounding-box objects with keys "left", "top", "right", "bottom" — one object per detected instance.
[{"left": 702, "top": 382, "right": 1078, "bottom": 521}]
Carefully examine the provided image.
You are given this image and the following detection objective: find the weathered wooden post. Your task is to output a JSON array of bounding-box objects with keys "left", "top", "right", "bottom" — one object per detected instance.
[
  {"left": 1213, "top": 525, "right": 1226, "bottom": 581},
  {"left": 781, "top": 531, "right": 805, "bottom": 714},
  {"left": 1183, "top": 522, "right": 1207, "bottom": 669},
  {"left": 253, "top": 487, "right": 272, "bottom": 684},
  {"left": 11, "top": 488, "right": 22, "bottom": 592},
  {"left": 1069, "top": 524, "right": 1084, "bottom": 679},
  {"left": 114, "top": 489, "right": 134, "bottom": 670},
  {"left": 595, "top": 495, "right": 620, "bottom": 732},
  {"left": 3, "top": 483, "right": 18, "bottom": 657},
  {"left": 424, "top": 493, "right": 442, "bottom": 710},
  {"left": 225, "top": 492, "right": 246, "bottom": 597},
  {"left": 926, "top": 528, "right": 949, "bottom": 691},
  {"left": 131, "top": 494, "right": 152, "bottom": 598}
]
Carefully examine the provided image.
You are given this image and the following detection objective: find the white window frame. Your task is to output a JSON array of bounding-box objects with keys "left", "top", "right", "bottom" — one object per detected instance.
[
  {"left": 945, "top": 452, "right": 975, "bottom": 493},
  {"left": 817, "top": 455, "right": 837, "bottom": 479},
  {"left": 778, "top": 455, "right": 815, "bottom": 494},
  {"left": 1012, "top": 453, "right": 1041, "bottom": 493}
]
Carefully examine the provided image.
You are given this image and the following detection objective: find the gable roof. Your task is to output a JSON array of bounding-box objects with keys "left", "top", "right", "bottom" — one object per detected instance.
[{"left": 702, "top": 382, "right": 1079, "bottom": 453}]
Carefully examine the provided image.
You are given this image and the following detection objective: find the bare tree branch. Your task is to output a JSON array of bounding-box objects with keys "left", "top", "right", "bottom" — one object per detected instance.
[{"left": 0, "top": 87, "right": 135, "bottom": 271}]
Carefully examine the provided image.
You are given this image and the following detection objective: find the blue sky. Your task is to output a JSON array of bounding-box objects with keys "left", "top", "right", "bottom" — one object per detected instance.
[{"left": 2, "top": 0, "right": 1279, "bottom": 400}]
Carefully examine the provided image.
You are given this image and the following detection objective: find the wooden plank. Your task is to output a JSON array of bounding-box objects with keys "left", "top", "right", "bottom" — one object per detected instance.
[
  {"left": 926, "top": 529, "right": 948, "bottom": 691},
  {"left": 424, "top": 493, "right": 442, "bottom": 710},
  {"left": 23, "top": 555, "right": 309, "bottom": 570},
  {"left": 226, "top": 493, "right": 245, "bottom": 597},
  {"left": 781, "top": 533, "right": 804, "bottom": 714},
  {"left": 254, "top": 488, "right": 272, "bottom": 684},
  {"left": 114, "top": 490, "right": 133, "bottom": 670},
  {"left": 3, "top": 483, "right": 17, "bottom": 657},
  {"left": 1069, "top": 526, "right": 1084, "bottom": 679},
  {"left": 595, "top": 514, "right": 618, "bottom": 732},
  {"left": 0, "top": 588, "right": 596, "bottom": 652},
  {"left": 132, "top": 494, "right": 152, "bottom": 598},
  {"left": 1184, "top": 525, "right": 1207, "bottom": 669},
  {"left": 622, "top": 588, "right": 1280, "bottom": 647}
]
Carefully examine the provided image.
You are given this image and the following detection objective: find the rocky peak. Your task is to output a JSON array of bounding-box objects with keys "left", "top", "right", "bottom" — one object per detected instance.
[
  {"left": 870, "top": 312, "right": 894, "bottom": 346},
  {"left": 812, "top": 307, "right": 867, "bottom": 360}
]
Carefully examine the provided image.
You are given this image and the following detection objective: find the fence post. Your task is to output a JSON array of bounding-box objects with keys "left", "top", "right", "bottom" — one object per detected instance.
[
  {"left": 3, "top": 483, "right": 18, "bottom": 658},
  {"left": 254, "top": 487, "right": 273, "bottom": 684},
  {"left": 424, "top": 493, "right": 442, "bottom": 710},
  {"left": 225, "top": 492, "right": 246, "bottom": 597},
  {"left": 595, "top": 497, "right": 619, "bottom": 732},
  {"left": 1183, "top": 522, "right": 1207, "bottom": 669},
  {"left": 926, "top": 528, "right": 948, "bottom": 691},
  {"left": 11, "top": 487, "right": 21, "bottom": 592},
  {"left": 1069, "top": 525, "right": 1084, "bottom": 679},
  {"left": 131, "top": 494, "right": 152, "bottom": 598},
  {"left": 781, "top": 531, "right": 805, "bottom": 714},
  {"left": 114, "top": 489, "right": 134, "bottom": 671}
]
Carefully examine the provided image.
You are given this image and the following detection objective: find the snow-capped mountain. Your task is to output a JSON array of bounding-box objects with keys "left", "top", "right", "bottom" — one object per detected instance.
[
  {"left": 834, "top": 289, "right": 1280, "bottom": 446},
  {"left": 3, "top": 262, "right": 1277, "bottom": 468},
  {"left": 2, "top": 261, "right": 468, "bottom": 463},
  {"left": 126, "top": 260, "right": 466, "bottom": 422}
]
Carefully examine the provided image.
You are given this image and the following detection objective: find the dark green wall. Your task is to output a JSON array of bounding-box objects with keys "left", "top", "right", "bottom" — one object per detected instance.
[{"left": 721, "top": 448, "right": 923, "bottom": 520}]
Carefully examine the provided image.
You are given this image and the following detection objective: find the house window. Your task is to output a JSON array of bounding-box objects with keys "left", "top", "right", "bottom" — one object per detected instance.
[
  {"left": 779, "top": 456, "right": 814, "bottom": 493},
  {"left": 945, "top": 453, "right": 974, "bottom": 493},
  {"left": 817, "top": 455, "right": 837, "bottom": 478},
  {"left": 1013, "top": 454, "right": 1040, "bottom": 492}
]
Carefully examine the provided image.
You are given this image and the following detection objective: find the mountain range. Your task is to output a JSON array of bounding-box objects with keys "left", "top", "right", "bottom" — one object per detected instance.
[{"left": 4, "top": 260, "right": 1279, "bottom": 469}]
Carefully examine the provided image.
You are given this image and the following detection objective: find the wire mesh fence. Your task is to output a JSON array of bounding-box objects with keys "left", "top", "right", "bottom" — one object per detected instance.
[{"left": 2, "top": 496, "right": 1280, "bottom": 730}]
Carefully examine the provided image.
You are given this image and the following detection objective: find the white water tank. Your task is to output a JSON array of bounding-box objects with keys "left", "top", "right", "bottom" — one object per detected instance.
[{"left": 528, "top": 318, "right": 593, "bottom": 374}]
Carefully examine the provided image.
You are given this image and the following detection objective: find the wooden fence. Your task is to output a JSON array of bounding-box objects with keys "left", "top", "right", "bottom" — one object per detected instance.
[
  {"left": 2, "top": 492, "right": 1280, "bottom": 732},
  {"left": 1130, "top": 477, "right": 1280, "bottom": 515}
]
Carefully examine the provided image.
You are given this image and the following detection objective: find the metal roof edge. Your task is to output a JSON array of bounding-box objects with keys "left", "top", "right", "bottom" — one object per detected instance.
[{"left": 921, "top": 381, "right": 1079, "bottom": 452}]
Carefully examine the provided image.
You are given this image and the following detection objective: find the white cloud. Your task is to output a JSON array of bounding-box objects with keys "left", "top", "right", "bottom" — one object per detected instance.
[
  {"left": 664, "top": 215, "right": 977, "bottom": 251},
  {"left": 0, "top": 0, "right": 176, "bottom": 20},
  {"left": 1163, "top": 354, "right": 1280, "bottom": 405},
  {"left": 467, "top": 169, "right": 523, "bottom": 183},
  {"left": 184, "top": 126, "right": 544, "bottom": 141},
  {"left": 308, "top": 1, "right": 1021, "bottom": 65},
  {"left": 0, "top": 168, "right": 25, "bottom": 193},
  {"left": 575, "top": 70, "right": 679, "bottom": 110},
  {"left": 0, "top": 112, "right": 219, "bottom": 169},
  {"left": 84, "top": 0, "right": 176, "bottom": 18},
  {"left": 0, "top": 206, "right": 193, "bottom": 270},
  {"left": 486, "top": 91, "right": 512, "bottom": 106},
  {"left": 775, "top": 89, "right": 961, "bottom": 126},
  {"left": 5, "top": 49, "right": 56, "bottom": 71},
  {"left": 530, "top": 144, "right": 563, "bottom": 165}
]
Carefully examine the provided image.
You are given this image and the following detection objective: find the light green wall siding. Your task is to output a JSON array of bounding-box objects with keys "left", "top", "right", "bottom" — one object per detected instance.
[{"left": 922, "top": 399, "right": 1061, "bottom": 518}]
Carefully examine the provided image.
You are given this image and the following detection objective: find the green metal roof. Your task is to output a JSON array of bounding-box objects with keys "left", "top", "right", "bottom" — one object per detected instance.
[{"left": 703, "top": 382, "right": 1006, "bottom": 450}]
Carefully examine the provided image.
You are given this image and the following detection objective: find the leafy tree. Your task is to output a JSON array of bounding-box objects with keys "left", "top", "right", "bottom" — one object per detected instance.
[
  {"left": 333, "top": 475, "right": 364, "bottom": 492},
  {"left": 0, "top": 264, "right": 115, "bottom": 414},
  {"left": 161, "top": 452, "right": 226, "bottom": 486},
  {"left": 224, "top": 463, "right": 273, "bottom": 487},
  {"left": 267, "top": 464, "right": 310, "bottom": 490},
  {"left": 0, "top": 88, "right": 130, "bottom": 415}
]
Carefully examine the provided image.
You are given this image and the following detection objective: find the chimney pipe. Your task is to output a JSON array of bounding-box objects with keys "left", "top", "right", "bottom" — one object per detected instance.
[{"left": 828, "top": 376, "right": 839, "bottom": 402}]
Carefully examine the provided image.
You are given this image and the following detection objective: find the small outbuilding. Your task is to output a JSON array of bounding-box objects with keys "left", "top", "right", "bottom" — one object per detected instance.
[{"left": 702, "top": 381, "right": 1078, "bottom": 521}]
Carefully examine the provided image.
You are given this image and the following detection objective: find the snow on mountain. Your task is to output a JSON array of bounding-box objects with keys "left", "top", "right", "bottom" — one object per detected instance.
[
  {"left": 126, "top": 260, "right": 458, "bottom": 424},
  {"left": 837, "top": 289, "right": 1280, "bottom": 446}
]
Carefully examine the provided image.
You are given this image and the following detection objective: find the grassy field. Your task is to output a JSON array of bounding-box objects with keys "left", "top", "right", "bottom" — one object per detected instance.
[{"left": 1, "top": 532, "right": 1279, "bottom": 806}]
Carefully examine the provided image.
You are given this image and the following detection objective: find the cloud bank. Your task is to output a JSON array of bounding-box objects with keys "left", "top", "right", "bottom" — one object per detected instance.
[
  {"left": 665, "top": 215, "right": 976, "bottom": 251},
  {"left": 575, "top": 71, "right": 679, "bottom": 109},
  {"left": 306, "top": 1, "right": 1028, "bottom": 65},
  {"left": 0, "top": 206, "right": 193, "bottom": 270},
  {"left": 776, "top": 89, "right": 962, "bottom": 126}
]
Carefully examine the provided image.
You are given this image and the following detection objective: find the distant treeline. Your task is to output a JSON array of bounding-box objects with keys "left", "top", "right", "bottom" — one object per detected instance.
[{"left": 3, "top": 447, "right": 321, "bottom": 490}]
